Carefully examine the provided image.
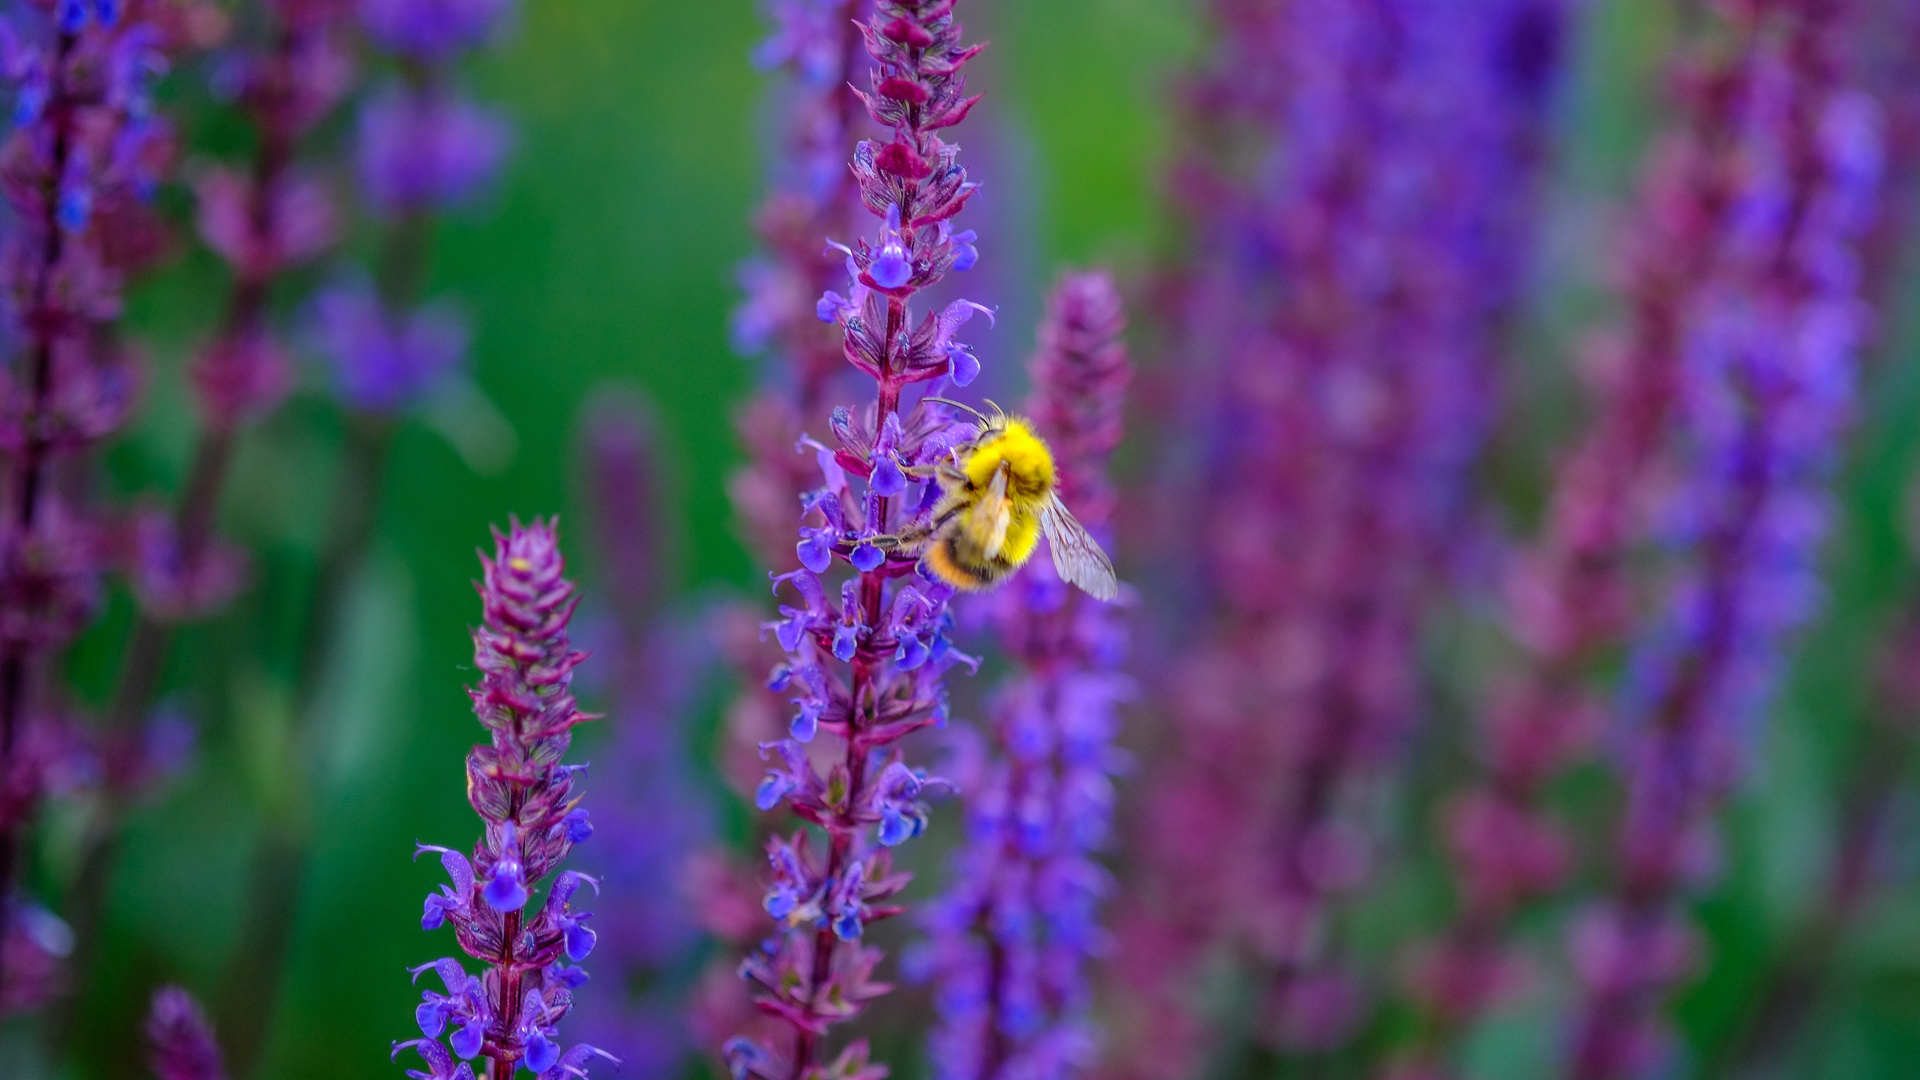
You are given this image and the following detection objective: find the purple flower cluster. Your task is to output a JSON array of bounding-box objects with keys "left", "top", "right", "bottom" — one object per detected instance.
[
  {"left": 916, "top": 272, "right": 1130, "bottom": 1080},
  {"left": 312, "top": 0, "right": 512, "bottom": 413},
  {"left": 1566, "top": 4, "right": 1883, "bottom": 1076},
  {"left": 397, "top": 520, "right": 615, "bottom": 1080},
  {"left": 147, "top": 985, "right": 226, "bottom": 1080},
  {"left": 723, "top": 3, "right": 989, "bottom": 1078},
  {"left": 1103, "top": 0, "right": 1569, "bottom": 1069},
  {"left": 0, "top": 0, "right": 201, "bottom": 1005}
]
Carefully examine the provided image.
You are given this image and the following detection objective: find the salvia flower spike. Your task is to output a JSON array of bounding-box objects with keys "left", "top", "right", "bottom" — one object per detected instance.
[
  {"left": 398, "top": 519, "right": 617, "bottom": 1080},
  {"left": 724, "top": 2, "right": 989, "bottom": 1078},
  {"left": 1566, "top": 2, "right": 1883, "bottom": 1077},
  {"left": 917, "top": 271, "right": 1131, "bottom": 1080}
]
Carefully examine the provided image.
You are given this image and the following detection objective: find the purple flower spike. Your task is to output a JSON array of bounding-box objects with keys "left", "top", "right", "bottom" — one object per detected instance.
[
  {"left": 0, "top": 0, "right": 209, "bottom": 1008},
  {"left": 1563, "top": 7, "right": 1883, "bottom": 1079},
  {"left": 730, "top": 2, "right": 985, "bottom": 1076},
  {"left": 400, "top": 520, "right": 611, "bottom": 1080},
  {"left": 919, "top": 272, "right": 1130, "bottom": 1080},
  {"left": 147, "top": 986, "right": 227, "bottom": 1080},
  {"left": 1102, "top": 0, "right": 1573, "bottom": 1070}
]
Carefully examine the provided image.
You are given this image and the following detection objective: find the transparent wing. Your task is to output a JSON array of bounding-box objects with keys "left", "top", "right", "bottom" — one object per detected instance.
[
  {"left": 964, "top": 466, "right": 1014, "bottom": 560},
  {"left": 1040, "top": 493, "right": 1118, "bottom": 601}
]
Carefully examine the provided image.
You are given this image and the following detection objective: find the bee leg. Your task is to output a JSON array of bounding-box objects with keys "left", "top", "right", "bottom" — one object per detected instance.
[{"left": 869, "top": 523, "right": 931, "bottom": 552}]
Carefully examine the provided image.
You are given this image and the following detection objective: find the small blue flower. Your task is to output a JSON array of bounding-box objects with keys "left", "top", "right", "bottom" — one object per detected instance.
[
  {"left": 797, "top": 527, "right": 834, "bottom": 573},
  {"left": 896, "top": 635, "right": 929, "bottom": 670},
  {"left": 452, "top": 1017, "right": 485, "bottom": 1060},
  {"left": 525, "top": 1027, "right": 561, "bottom": 1074},
  {"left": 871, "top": 455, "right": 907, "bottom": 497},
  {"left": 481, "top": 827, "right": 529, "bottom": 912},
  {"left": 755, "top": 773, "right": 792, "bottom": 811},
  {"left": 790, "top": 701, "right": 820, "bottom": 742},
  {"left": 562, "top": 808, "right": 592, "bottom": 843},
  {"left": 950, "top": 228, "right": 979, "bottom": 271},
  {"left": 871, "top": 204, "right": 912, "bottom": 288},
  {"left": 946, "top": 343, "right": 981, "bottom": 387}
]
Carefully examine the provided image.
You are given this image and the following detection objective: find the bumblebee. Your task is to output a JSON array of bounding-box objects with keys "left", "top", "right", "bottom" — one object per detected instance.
[{"left": 879, "top": 401, "right": 1118, "bottom": 601}]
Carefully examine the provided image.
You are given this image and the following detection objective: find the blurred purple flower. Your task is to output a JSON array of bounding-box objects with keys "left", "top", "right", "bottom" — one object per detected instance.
[
  {"left": 358, "top": 0, "right": 514, "bottom": 62},
  {"left": 310, "top": 279, "right": 468, "bottom": 412},
  {"left": 357, "top": 84, "right": 510, "bottom": 217},
  {"left": 728, "top": 0, "right": 875, "bottom": 571},
  {"left": 1567, "top": 8, "right": 1885, "bottom": 1074},
  {"left": 0, "top": 0, "right": 199, "bottom": 1002},
  {"left": 1102, "top": 0, "right": 1571, "bottom": 1070},
  {"left": 147, "top": 986, "right": 227, "bottom": 1080},
  {"left": 563, "top": 393, "right": 719, "bottom": 1075}
]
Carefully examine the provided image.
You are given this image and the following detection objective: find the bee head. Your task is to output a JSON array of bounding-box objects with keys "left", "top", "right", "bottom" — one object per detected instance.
[{"left": 968, "top": 415, "right": 1055, "bottom": 496}]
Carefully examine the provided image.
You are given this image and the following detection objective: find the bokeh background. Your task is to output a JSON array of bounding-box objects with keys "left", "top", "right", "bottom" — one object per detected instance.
[{"left": 7, "top": 0, "right": 1920, "bottom": 1077}]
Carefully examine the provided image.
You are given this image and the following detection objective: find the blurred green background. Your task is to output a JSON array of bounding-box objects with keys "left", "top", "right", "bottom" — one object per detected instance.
[{"left": 12, "top": 0, "right": 1920, "bottom": 1076}]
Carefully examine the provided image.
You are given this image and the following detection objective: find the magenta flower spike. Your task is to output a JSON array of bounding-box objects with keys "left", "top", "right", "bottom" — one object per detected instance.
[
  {"left": 0, "top": 0, "right": 201, "bottom": 1006},
  {"left": 396, "top": 520, "right": 616, "bottom": 1080},
  {"left": 1563, "top": 3, "right": 1883, "bottom": 1077},
  {"left": 915, "top": 272, "right": 1130, "bottom": 1080},
  {"left": 1100, "top": 0, "right": 1571, "bottom": 1071},
  {"left": 722, "top": 2, "right": 993, "bottom": 1078},
  {"left": 147, "top": 986, "right": 227, "bottom": 1080}
]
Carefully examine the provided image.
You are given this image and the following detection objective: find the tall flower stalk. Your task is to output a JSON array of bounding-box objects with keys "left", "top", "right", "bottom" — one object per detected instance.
[
  {"left": 216, "top": 0, "right": 511, "bottom": 1060},
  {"left": 721, "top": 2, "right": 989, "bottom": 1078},
  {"left": 1102, "top": 0, "right": 1568, "bottom": 1070},
  {"left": 396, "top": 519, "right": 614, "bottom": 1080},
  {"left": 566, "top": 392, "right": 717, "bottom": 1074},
  {"left": 1563, "top": 2, "right": 1883, "bottom": 1076},
  {"left": 917, "top": 271, "right": 1130, "bottom": 1080},
  {"left": 107, "top": 0, "right": 353, "bottom": 723},
  {"left": 58, "top": 0, "right": 352, "bottom": 1036},
  {"left": 0, "top": 0, "right": 192, "bottom": 1006}
]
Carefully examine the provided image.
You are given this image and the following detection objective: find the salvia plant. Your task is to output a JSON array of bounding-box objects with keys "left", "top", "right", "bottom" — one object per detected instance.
[
  {"left": 0, "top": 0, "right": 197, "bottom": 1009},
  {"left": 915, "top": 271, "right": 1131, "bottom": 1080},
  {"left": 1565, "top": 2, "right": 1882, "bottom": 1076},
  {"left": 1101, "top": 0, "right": 1572, "bottom": 1070},
  {"left": 722, "top": 2, "right": 992, "bottom": 1078},
  {"left": 565, "top": 392, "right": 718, "bottom": 1073},
  {"left": 397, "top": 518, "right": 614, "bottom": 1080},
  {"left": 0, "top": 0, "right": 1908, "bottom": 1073},
  {"left": 147, "top": 986, "right": 227, "bottom": 1080}
]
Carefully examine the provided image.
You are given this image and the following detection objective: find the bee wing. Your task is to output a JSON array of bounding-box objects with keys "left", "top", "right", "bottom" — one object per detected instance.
[
  {"left": 964, "top": 465, "right": 1015, "bottom": 560},
  {"left": 1040, "top": 493, "right": 1119, "bottom": 601}
]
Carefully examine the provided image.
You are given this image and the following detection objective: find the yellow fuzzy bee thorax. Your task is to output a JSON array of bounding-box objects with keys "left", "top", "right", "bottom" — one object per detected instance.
[{"left": 963, "top": 417, "right": 1056, "bottom": 500}]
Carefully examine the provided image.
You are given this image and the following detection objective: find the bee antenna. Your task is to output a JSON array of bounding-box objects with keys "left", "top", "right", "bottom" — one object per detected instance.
[
  {"left": 922, "top": 396, "right": 991, "bottom": 425},
  {"left": 982, "top": 398, "right": 1006, "bottom": 418}
]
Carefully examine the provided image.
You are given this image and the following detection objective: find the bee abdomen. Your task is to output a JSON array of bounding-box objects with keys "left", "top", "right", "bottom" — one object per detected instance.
[{"left": 927, "top": 534, "right": 1019, "bottom": 591}]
